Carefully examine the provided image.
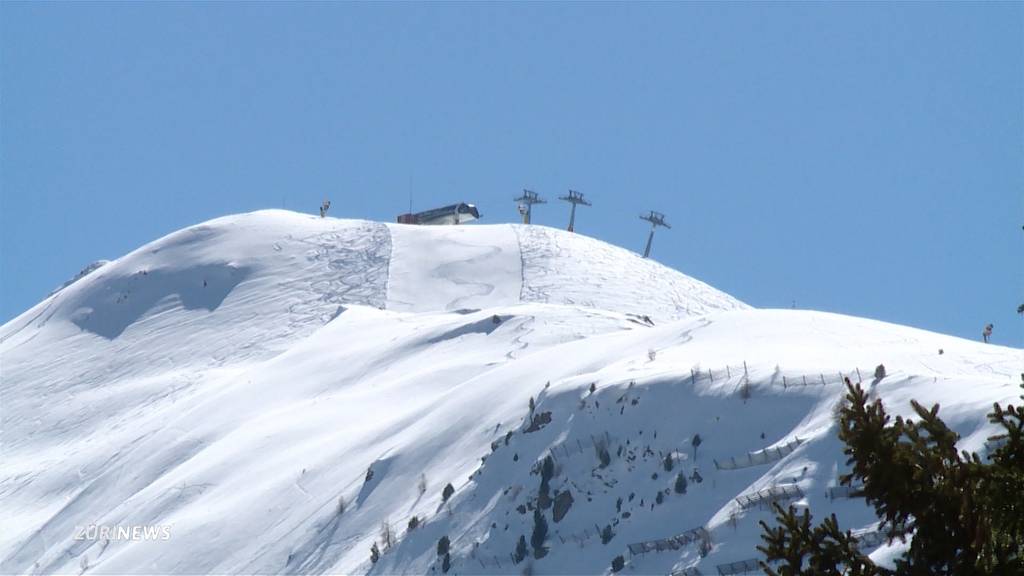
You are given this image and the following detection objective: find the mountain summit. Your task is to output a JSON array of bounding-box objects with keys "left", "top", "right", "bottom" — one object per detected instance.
[{"left": 1, "top": 211, "right": 1018, "bottom": 575}]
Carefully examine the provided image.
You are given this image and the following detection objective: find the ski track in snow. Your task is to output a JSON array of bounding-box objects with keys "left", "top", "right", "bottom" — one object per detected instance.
[
  {"left": 1, "top": 211, "right": 1020, "bottom": 576},
  {"left": 285, "top": 223, "right": 391, "bottom": 327},
  {"left": 385, "top": 224, "right": 522, "bottom": 313}
]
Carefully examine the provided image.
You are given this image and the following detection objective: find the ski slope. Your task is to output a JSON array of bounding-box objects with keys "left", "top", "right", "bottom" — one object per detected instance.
[
  {"left": 386, "top": 224, "right": 522, "bottom": 313},
  {"left": 0, "top": 210, "right": 1019, "bottom": 576}
]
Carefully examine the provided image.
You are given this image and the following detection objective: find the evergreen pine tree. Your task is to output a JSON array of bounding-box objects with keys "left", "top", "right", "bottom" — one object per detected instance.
[
  {"left": 674, "top": 472, "right": 688, "bottom": 494},
  {"left": 437, "top": 535, "right": 450, "bottom": 557},
  {"left": 514, "top": 535, "right": 528, "bottom": 563},
  {"left": 758, "top": 381, "right": 1024, "bottom": 574}
]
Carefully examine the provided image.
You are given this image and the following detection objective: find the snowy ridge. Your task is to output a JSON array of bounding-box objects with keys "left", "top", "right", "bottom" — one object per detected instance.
[
  {"left": 0, "top": 210, "right": 1019, "bottom": 576},
  {"left": 516, "top": 225, "right": 743, "bottom": 321}
]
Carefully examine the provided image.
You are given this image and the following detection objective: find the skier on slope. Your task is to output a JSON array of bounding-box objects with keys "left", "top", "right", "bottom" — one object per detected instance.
[{"left": 983, "top": 323, "right": 993, "bottom": 343}]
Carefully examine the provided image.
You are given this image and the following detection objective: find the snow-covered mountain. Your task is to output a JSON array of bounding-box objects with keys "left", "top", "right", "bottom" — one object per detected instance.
[{"left": 1, "top": 210, "right": 1019, "bottom": 576}]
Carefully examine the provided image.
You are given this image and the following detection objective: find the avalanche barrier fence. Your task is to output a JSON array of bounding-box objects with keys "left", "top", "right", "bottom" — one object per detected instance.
[
  {"left": 627, "top": 527, "right": 708, "bottom": 556},
  {"left": 734, "top": 483, "right": 804, "bottom": 510},
  {"left": 713, "top": 438, "right": 803, "bottom": 471},
  {"left": 715, "top": 557, "right": 761, "bottom": 575}
]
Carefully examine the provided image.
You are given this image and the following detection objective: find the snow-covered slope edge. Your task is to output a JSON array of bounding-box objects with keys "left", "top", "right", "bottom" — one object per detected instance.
[{"left": 1, "top": 211, "right": 1018, "bottom": 576}]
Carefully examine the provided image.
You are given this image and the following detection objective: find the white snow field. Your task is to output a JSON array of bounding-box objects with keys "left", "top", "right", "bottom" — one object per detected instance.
[{"left": 0, "top": 210, "right": 1020, "bottom": 576}]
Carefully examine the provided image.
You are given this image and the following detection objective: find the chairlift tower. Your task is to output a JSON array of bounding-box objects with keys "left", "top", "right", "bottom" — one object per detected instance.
[
  {"left": 514, "top": 189, "right": 546, "bottom": 224},
  {"left": 639, "top": 211, "right": 670, "bottom": 258},
  {"left": 558, "top": 190, "right": 591, "bottom": 232}
]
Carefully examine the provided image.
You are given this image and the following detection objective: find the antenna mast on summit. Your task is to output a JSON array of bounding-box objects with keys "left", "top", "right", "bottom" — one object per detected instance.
[
  {"left": 639, "top": 211, "right": 670, "bottom": 258},
  {"left": 514, "top": 189, "right": 546, "bottom": 224},
  {"left": 558, "top": 190, "right": 591, "bottom": 232}
]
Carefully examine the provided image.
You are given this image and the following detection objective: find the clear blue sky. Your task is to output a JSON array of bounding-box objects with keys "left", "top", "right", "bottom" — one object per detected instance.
[{"left": 2, "top": 2, "right": 1021, "bottom": 345}]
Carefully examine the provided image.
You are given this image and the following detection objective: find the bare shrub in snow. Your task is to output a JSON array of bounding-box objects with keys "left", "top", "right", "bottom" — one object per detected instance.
[{"left": 381, "top": 520, "right": 394, "bottom": 550}]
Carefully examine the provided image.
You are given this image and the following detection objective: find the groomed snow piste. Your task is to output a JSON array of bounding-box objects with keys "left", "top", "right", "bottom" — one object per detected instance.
[{"left": 0, "top": 210, "right": 1019, "bottom": 576}]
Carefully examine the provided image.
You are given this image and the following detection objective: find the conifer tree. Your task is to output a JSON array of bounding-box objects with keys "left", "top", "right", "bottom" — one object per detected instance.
[
  {"left": 758, "top": 381, "right": 1024, "bottom": 575},
  {"left": 514, "top": 535, "right": 528, "bottom": 563},
  {"left": 674, "top": 472, "right": 688, "bottom": 494},
  {"left": 437, "top": 535, "right": 450, "bottom": 557}
]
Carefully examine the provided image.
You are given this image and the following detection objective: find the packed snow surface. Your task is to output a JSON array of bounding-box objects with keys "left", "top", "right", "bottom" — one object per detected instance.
[{"left": 1, "top": 210, "right": 1019, "bottom": 575}]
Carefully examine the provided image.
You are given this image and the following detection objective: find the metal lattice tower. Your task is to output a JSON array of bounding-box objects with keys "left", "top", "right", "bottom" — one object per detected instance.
[
  {"left": 558, "top": 190, "right": 591, "bottom": 232},
  {"left": 639, "top": 211, "right": 670, "bottom": 258},
  {"left": 514, "top": 189, "right": 546, "bottom": 224}
]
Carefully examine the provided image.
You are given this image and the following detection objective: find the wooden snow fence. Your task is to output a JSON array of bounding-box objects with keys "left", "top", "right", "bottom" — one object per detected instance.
[
  {"left": 779, "top": 368, "right": 869, "bottom": 390},
  {"left": 627, "top": 527, "right": 708, "bottom": 556},
  {"left": 734, "top": 484, "right": 804, "bottom": 510},
  {"left": 689, "top": 364, "right": 749, "bottom": 385},
  {"left": 546, "top": 431, "right": 617, "bottom": 463},
  {"left": 826, "top": 484, "right": 865, "bottom": 500},
  {"left": 715, "top": 557, "right": 762, "bottom": 575},
  {"left": 852, "top": 529, "right": 890, "bottom": 551},
  {"left": 714, "top": 438, "right": 803, "bottom": 471},
  {"left": 852, "top": 522, "right": 911, "bottom": 550},
  {"left": 682, "top": 363, "right": 877, "bottom": 394}
]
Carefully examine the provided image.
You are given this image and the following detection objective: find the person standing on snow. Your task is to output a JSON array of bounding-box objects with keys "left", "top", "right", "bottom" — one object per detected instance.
[{"left": 983, "top": 323, "right": 993, "bottom": 343}]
